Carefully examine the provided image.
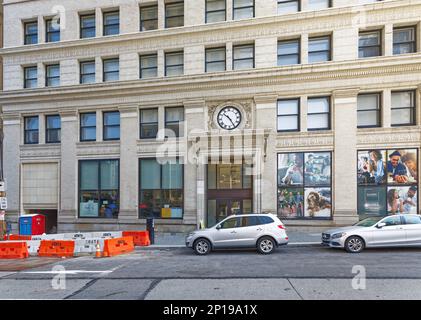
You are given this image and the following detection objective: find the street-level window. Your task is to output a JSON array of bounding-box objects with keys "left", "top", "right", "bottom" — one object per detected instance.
[
  {"left": 165, "top": 2, "right": 184, "bottom": 28},
  {"left": 233, "top": 44, "right": 254, "bottom": 70},
  {"left": 357, "top": 93, "right": 381, "bottom": 128},
  {"left": 278, "top": 39, "right": 300, "bottom": 66},
  {"left": 46, "top": 18, "right": 60, "bottom": 42},
  {"left": 46, "top": 115, "right": 61, "bottom": 143},
  {"left": 80, "top": 113, "right": 96, "bottom": 142},
  {"left": 277, "top": 0, "right": 299, "bottom": 14},
  {"left": 140, "top": 54, "right": 158, "bottom": 79},
  {"left": 80, "top": 14, "right": 96, "bottom": 38},
  {"left": 103, "top": 11, "right": 120, "bottom": 36},
  {"left": 277, "top": 99, "right": 300, "bottom": 132},
  {"left": 140, "top": 108, "right": 159, "bottom": 139},
  {"left": 103, "top": 111, "right": 120, "bottom": 141},
  {"left": 206, "top": 47, "right": 226, "bottom": 72},
  {"left": 24, "top": 66, "right": 38, "bottom": 89},
  {"left": 46, "top": 64, "right": 60, "bottom": 87},
  {"left": 24, "top": 116, "right": 39, "bottom": 144},
  {"left": 24, "top": 21, "right": 38, "bottom": 45},
  {"left": 139, "top": 158, "right": 184, "bottom": 219},
  {"left": 80, "top": 61, "right": 96, "bottom": 84},
  {"left": 391, "top": 91, "right": 416, "bottom": 126},
  {"left": 307, "top": 0, "right": 331, "bottom": 10},
  {"left": 359, "top": 30, "right": 382, "bottom": 58},
  {"left": 233, "top": 0, "right": 254, "bottom": 20},
  {"left": 393, "top": 27, "right": 416, "bottom": 55},
  {"left": 165, "top": 51, "right": 184, "bottom": 76},
  {"left": 165, "top": 107, "right": 184, "bottom": 138},
  {"left": 206, "top": 0, "right": 226, "bottom": 23},
  {"left": 140, "top": 5, "right": 158, "bottom": 31},
  {"left": 308, "top": 36, "right": 331, "bottom": 63},
  {"left": 103, "top": 58, "right": 119, "bottom": 82},
  {"left": 79, "top": 160, "right": 119, "bottom": 219},
  {"left": 307, "top": 97, "right": 330, "bottom": 131}
]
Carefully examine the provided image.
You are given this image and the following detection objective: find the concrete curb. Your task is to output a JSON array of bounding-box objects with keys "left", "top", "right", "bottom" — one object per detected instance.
[{"left": 136, "top": 242, "right": 322, "bottom": 250}]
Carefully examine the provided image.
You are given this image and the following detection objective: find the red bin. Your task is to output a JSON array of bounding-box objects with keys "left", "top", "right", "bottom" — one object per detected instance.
[{"left": 19, "top": 214, "right": 46, "bottom": 236}]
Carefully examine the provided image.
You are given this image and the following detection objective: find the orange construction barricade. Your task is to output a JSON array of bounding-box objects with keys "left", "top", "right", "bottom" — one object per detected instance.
[
  {"left": 103, "top": 236, "right": 134, "bottom": 257},
  {"left": 122, "top": 231, "right": 151, "bottom": 247},
  {"left": 8, "top": 235, "right": 32, "bottom": 241},
  {"left": 38, "top": 240, "right": 75, "bottom": 258},
  {"left": 0, "top": 242, "right": 29, "bottom": 259}
]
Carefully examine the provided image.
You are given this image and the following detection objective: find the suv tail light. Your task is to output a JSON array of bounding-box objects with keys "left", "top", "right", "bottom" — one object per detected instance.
[{"left": 278, "top": 225, "right": 285, "bottom": 230}]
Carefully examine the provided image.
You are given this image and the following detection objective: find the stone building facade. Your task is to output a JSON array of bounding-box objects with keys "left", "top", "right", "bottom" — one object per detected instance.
[{"left": 1, "top": 0, "right": 421, "bottom": 233}]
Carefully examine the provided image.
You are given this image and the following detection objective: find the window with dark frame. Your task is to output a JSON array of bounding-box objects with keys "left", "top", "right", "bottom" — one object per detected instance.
[
  {"left": 80, "top": 113, "right": 96, "bottom": 142},
  {"left": 24, "top": 21, "right": 38, "bottom": 45},
  {"left": 277, "top": 0, "right": 300, "bottom": 14},
  {"left": 24, "top": 116, "right": 39, "bottom": 145},
  {"left": 308, "top": 36, "right": 331, "bottom": 63},
  {"left": 103, "top": 58, "right": 119, "bottom": 82},
  {"left": 103, "top": 11, "right": 120, "bottom": 36},
  {"left": 357, "top": 93, "right": 381, "bottom": 128},
  {"left": 393, "top": 27, "right": 416, "bottom": 55},
  {"left": 206, "top": 0, "right": 226, "bottom": 23},
  {"left": 80, "top": 14, "right": 96, "bottom": 38},
  {"left": 233, "top": 0, "right": 254, "bottom": 20},
  {"left": 46, "top": 115, "right": 61, "bottom": 143},
  {"left": 206, "top": 47, "right": 226, "bottom": 72},
  {"left": 140, "top": 5, "right": 158, "bottom": 31},
  {"left": 24, "top": 66, "right": 37, "bottom": 89},
  {"left": 140, "top": 54, "right": 158, "bottom": 79},
  {"left": 46, "top": 18, "right": 60, "bottom": 42},
  {"left": 46, "top": 64, "right": 60, "bottom": 87},
  {"left": 103, "top": 111, "right": 120, "bottom": 141},
  {"left": 359, "top": 30, "right": 382, "bottom": 58},
  {"left": 233, "top": 44, "right": 254, "bottom": 70},
  {"left": 307, "top": 0, "right": 331, "bottom": 10},
  {"left": 140, "top": 108, "right": 159, "bottom": 139},
  {"left": 165, "top": 107, "right": 184, "bottom": 138},
  {"left": 391, "top": 91, "right": 416, "bottom": 126},
  {"left": 307, "top": 97, "right": 331, "bottom": 131},
  {"left": 277, "top": 99, "right": 300, "bottom": 132},
  {"left": 165, "top": 51, "right": 184, "bottom": 76},
  {"left": 80, "top": 60, "right": 96, "bottom": 84},
  {"left": 165, "top": 2, "right": 184, "bottom": 28},
  {"left": 278, "top": 39, "right": 300, "bottom": 66}
]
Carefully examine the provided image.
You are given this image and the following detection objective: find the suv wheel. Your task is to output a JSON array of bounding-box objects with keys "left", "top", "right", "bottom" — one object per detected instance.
[
  {"left": 257, "top": 237, "right": 276, "bottom": 255},
  {"left": 345, "top": 236, "right": 365, "bottom": 253},
  {"left": 194, "top": 238, "right": 211, "bottom": 255}
]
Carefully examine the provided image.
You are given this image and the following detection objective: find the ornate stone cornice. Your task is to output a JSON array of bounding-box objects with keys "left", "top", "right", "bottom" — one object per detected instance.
[
  {"left": 76, "top": 141, "right": 120, "bottom": 157},
  {"left": 276, "top": 132, "right": 334, "bottom": 149},
  {"left": 357, "top": 127, "right": 421, "bottom": 147},
  {"left": 20, "top": 144, "right": 61, "bottom": 160}
]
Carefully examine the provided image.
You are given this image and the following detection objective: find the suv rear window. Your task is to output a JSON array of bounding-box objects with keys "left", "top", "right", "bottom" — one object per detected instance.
[
  {"left": 257, "top": 216, "right": 274, "bottom": 225},
  {"left": 240, "top": 216, "right": 260, "bottom": 227}
]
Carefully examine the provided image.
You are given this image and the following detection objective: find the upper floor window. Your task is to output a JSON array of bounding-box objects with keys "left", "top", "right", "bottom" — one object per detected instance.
[
  {"left": 24, "top": 21, "right": 38, "bottom": 45},
  {"left": 307, "top": 0, "right": 331, "bottom": 10},
  {"left": 46, "top": 64, "right": 60, "bottom": 87},
  {"left": 278, "top": 39, "right": 300, "bottom": 66},
  {"left": 233, "top": 44, "right": 254, "bottom": 70},
  {"left": 233, "top": 0, "right": 254, "bottom": 20},
  {"left": 24, "top": 116, "right": 39, "bottom": 144},
  {"left": 103, "top": 111, "right": 120, "bottom": 141},
  {"left": 140, "top": 5, "right": 158, "bottom": 31},
  {"left": 391, "top": 91, "right": 416, "bottom": 127},
  {"left": 140, "top": 54, "right": 158, "bottom": 79},
  {"left": 80, "top": 60, "right": 96, "bottom": 84},
  {"left": 165, "top": 107, "right": 184, "bottom": 138},
  {"left": 206, "top": 0, "right": 226, "bottom": 23},
  {"left": 393, "top": 27, "right": 416, "bottom": 55},
  {"left": 140, "top": 108, "right": 159, "bottom": 139},
  {"left": 359, "top": 30, "right": 382, "bottom": 58},
  {"left": 206, "top": 47, "right": 226, "bottom": 72},
  {"left": 165, "top": 2, "right": 184, "bottom": 28},
  {"left": 80, "top": 113, "right": 96, "bottom": 142},
  {"left": 277, "top": 99, "right": 300, "bottom": 132},
  {"left": 103, "top": 58, "right": 119, "bottom": 82},
  {"left": 278, "top": 0, "right": 300, "bottom": 14},
  {"left": 357, "top": 93, "right": 381, "bottom": 128},
  {"left": 46, "top": 115, "right": 61, "bottom": 143},
  {"left": 308, "top": 36, "right": 331, "bottom": 63},
  {"left": 46, "top": 18, "right": 60, "bottom": 42},
  {"left": 165, "top": 51, "right": 184, "bottom": 77},
  {"left": 103, "top": 11, "right": 120, "bottom": 36},
  {"left": 80, "top": 14, "right": 96, "bottom": 39},
  {"left": 307, "top": 97, "right": 331, "bottom": 131},
  {"left": 24, "top": 66, "right": 37, "bottom": 89}
]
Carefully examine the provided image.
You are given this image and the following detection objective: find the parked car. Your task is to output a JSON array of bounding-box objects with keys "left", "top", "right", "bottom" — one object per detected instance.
[
  {"left": 186, "top": 214, "right": 288, "bottom": 255},
  {"left": 322, "top": 214, "right": 421, "bottom": 253}
]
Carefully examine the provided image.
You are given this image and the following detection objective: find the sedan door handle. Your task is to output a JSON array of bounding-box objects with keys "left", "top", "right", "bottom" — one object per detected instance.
[
  {"left": 230, "top": 231, "right": 237, "bottom": 234},
  {"left": 256, "top": 228, "right": 263, "bottom": 231}
]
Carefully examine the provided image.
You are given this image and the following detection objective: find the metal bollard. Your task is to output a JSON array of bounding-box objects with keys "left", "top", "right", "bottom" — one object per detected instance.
[{"left": 146, "top": 217, "right": 155, "bottom": 245}]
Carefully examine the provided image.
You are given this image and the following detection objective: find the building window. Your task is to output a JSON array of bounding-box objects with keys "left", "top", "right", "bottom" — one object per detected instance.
[
  {"left": 277, "top": 152, "right": 332, "bottom": 219},
  {"left": 206, "top": 47, "right": 226, "bottom": 72},
  {"left": 165, "top": 2, "right": 184, "bottom": 28},
  {"left": 103, "top": 112, "right": 120, "bottom": 141},
  {"left": 277, "top": 99, "right": 300, "bottom": 132},
  {"left": 233, "top": 44, "right": 254, "bottom": 70},
  {"left": 233, "top": 0, "right": 254, "bottom": 20},
  {"left": 140, "top": 5, "right": 158, "bottom": 31},
  {"left": 80, "top": 113, "right": 96, "bottom": 142},
  {"left": 80, "top": 14, "right": 96, "bottom": 38},
  {"left": 24, "top": 21, "right": 38, "bottom": 45},
  {"left": 140, "top": 108, "right": 159, "bottom": 139},
  {"left": 140, "top": 54, "right": 158, "bottom": 79},
  {"left": 24, "top": 66, "right": 37, "bottom": 89},
  {"left": 46, "top": 18, "right": 60, "bottom": 42},
  {"left": 359, "top": 30, "right": 381, "bottom": 58},
  {"left": 206, "top": 0, "right": 226, "bottom": 23},
  {"left": 393, "top": 27, "right": 416, "bottom": 55},
  {"left": 79, "top": 160, "right": 119, "bottom": 219},
  {"left": 357, "top": 93, "right": 381, "bottom": 128},
  {"left": 46, "top": 64, "right": 60, "bottom": 87},
  {"left": 278, "top": 0, "right": 300, "bottom": 14},
  {"left": 165, "top": 51, "right": 184, "bottom": 77},
  {"left": 307, "top": 97, "right": 330, "bottom": 131},
  {"left": 391, "top": 91, "right": 416, "bottom": 126},
  {"left": 308, "top": 36, "right": 331, "bottom": 63},
  {"left": 80, "top": 61, "right": 96, "bottom": 84},
  {"left": 103, "top": 11, "right": 120, "bottom": 36},
  {"left": 139, "top": 158, "right": 184, "bottom": 219},
  {"left": 46, "top": 115, "right": 61, "bottom": 143},
  {"left": 165, "top": 107, "right": 184, "bottom": 138},
  {"left": 307, "top": 0, "right": 331, "bottom": 10},
  {"left": 103, "top": 58, "right": 119, "bottom": 82},
  {"left": 24, "top": 116, "right": 39, "bottom": 144},
  {"left": 278, "top": 39, "right": 300, "bottom": 66}
]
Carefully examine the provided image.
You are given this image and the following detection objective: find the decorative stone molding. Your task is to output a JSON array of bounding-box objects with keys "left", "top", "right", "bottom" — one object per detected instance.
[
  {"left": 20, "top": 144, "right": 61, "bottom": 160},
  {"left": 208, "top": 100, "right": 254, "bottom": 131},
  {"left": 357, "top": 127, "right": 421, "bottom": 147},
  {"left": 254, "top": 94, "right": 279, "bottom": 105},
  {"left": 332, "top": 88, "right": 360, "bottom": 99},
  {"left": 276, "top": 132, "right": 334, "bottom": 149},
  {"left": 76, "top": 141, "right": 121, "bottom": 157}
]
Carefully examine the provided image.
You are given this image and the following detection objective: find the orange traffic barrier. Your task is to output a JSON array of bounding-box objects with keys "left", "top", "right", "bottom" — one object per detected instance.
[
  {"left": 0, "top": 242, "right": 29, "bottom": 259},
  {"left": 38, "top": 240, "right": 75, "bottom": 258},
  {"left": 8, "top": 235, "right": 32, "bottom": 241},
  {"left": 122, "top": 231, "right": 151, "bottom": 247},
  {"left": 103, "top": 236, "right": 134, "bottom": 257}
]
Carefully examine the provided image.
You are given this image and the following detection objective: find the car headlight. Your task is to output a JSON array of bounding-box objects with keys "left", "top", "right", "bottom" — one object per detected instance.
[{"left": 332, "top": 232, "right": 346, "bottom": 239}]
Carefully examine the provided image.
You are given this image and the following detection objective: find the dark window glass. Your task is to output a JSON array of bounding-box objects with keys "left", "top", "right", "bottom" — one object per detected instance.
[
  {"left": 165, "top": 107, "right": 184, "bottom": 138},
  {"left": 206, "top": 47, "right": 226, "bottom": 72},
  {"left": 308, "top": 36, "right": 331, "bottom": 63},
  {"left": 140, "top": 6, "right": 158, "bottom": 31},
  {"left": 24, "top": 66, "right": 37, "bottom": 89},
  {"left": 24, "top": 21, "right": 38, "bottom": 45},
  {"left": 206, "top": 0, "right": 226, "bottom": 23},
  {"left": 359, "top": 30, "right": 381, "bottom": 58},
  {"left": 140, "top": 109, "right": 158, "bottom": 139},
  {"left": 357, "top": 93, "right": 381, "bottom": 128},
  {"left": 393, "top": 27, "right": 416, "bottom": 55},
  {"left": 80, "top": 14, "right": 96, "bottom": 38},
  {"left": 46, "top": 64, "right": 60, "bottom": 87},
  {"left": 103, "top": 58, "right": 119, "bottom": 82},
  {"left": 103, "top": 11, "right": 120, "bottom": 36},
  {"left": 221, "top": 217, "right": 240, "bottom": 229},
  {"left": 46, "top": 19, "right": 60, "bottom": 42},
  {"left": 233, "top": 0, "right": 254, "bottom": 20},
  {"left": 140, "top": 54, "right": 158, "bottom": 79},
  {"left": 165, "top": 2, "right": 184, "bottom": 28},
  {"left": 24, "top": 116, "right": 39, "bottom": 144},
  {"left": 278, "top": 39, "right": 300, "bottom": 66},
  {"left": 277, "top": 99, "right": 300, "bottom": 132},
  {"left": 278, "top": 0, "right": 299, "bottom": 14},
  {"left": 391, "top": 91, "right": 416, "bottom": 126},
  {"left": 80, "top": 113, "right": 96, "bottom": 141},
  {"left": 103, "top": 111, "right": 120, "bottom": 141},
  {"left": 257, "top": 216, "right": 274, "bottom": 225},
  {"left": 46, "top": 115, "right": 61, "bottom": 143},
  {"left": 80, "top": 61, "right": 96, "bottom": 84},
  {"left": 165, "top": 51, "right": 184, "bottom": 76},
  {"left": 233, "top": 44, "right": 254, "bottom": 70}
]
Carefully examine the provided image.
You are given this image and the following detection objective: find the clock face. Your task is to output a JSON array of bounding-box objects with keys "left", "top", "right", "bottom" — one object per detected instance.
[{"left": 217, "top": 107, "right": 242, "bottom": 130}]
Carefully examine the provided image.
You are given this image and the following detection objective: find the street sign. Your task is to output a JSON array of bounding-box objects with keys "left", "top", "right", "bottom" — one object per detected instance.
[
  {"left": 0, "top": 198, "right": 7, "bottom": 210},
  {"left": 0, "top": 181, "right": 5, "bottom": 192}
]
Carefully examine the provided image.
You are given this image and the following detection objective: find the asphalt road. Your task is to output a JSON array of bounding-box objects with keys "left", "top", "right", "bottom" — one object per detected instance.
[{"left": 1, "top": 246, "right": 421, "bottom": 300}]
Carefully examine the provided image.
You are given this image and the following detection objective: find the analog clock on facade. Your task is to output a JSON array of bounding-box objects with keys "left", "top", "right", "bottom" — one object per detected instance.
[{"left": 217, "top": 107, "right": 242, "bottom": 130}]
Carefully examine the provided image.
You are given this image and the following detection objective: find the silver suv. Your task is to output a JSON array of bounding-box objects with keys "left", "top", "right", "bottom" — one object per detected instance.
[{"left": 186, "top": 214, "right": 288, "bottom": 255}]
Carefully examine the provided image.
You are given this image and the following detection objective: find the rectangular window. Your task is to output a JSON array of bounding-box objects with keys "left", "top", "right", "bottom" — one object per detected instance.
[
  {"left": 24, "top": 21, "right": 38, "bottom": 45},
  {"left": 46, "top": 18, "right": 60, "bottom": 42},
  {"left": 278, "top": 39, "right": 300, "bottom": 66},
  {"left": 46, "top": 64, "right": 60, "bottom": 87},
  {"left": 24, "top": 66, "right": 37, "bottom": 89},
  {"left": 206, "top": 47, "right": 226, "bottom": 72},
  {"left": 206, "top": 0, "right": 226, "bottom": 23},
  {"left": 80, "top": 113, "right": 96, "bottom": 142},
  {"left": 140, "top": 54, "right": 158, "bottom": 79},
  {"left": 165, "top": 2, "right": 184, "bottom": 28},
  {"left": 308, "top": 36, "right": 331, "bottom": 63},
  {"left": 391, "top": 91, "right": 416, "bottom": 126},
  {"left": 103, "top": 11, "right": 120, "bottom": 36},
  {"left": 233, "top": 0, "right": 254, "bottom": 20},
  {"left": 359, "top": 30, "right": 381, "bottom": 58},
  {"left": 80, "top": 14, "right": 96, "bottom": 39},
  {"left": 79, "top": 160, "right": 119, "bottom": 219},
  {"left": 307, "top": 0, "right": 331, "bottom": 10},
  {"left": 307, "top": 97, "right": 330, "bottom": 131},
  {"left": 277, "top": 99, "right": 300, "bottom": 132},
  {"left": 357, "top": 93, "right": 381, "bottom": 128},
  {"left": 140, "top": 5, "right": 158, "bottom": 31},
  {"left": 24, "top": 116, "right": 39, "bottom": 144},
  {"left": 165, "top": 51, "right": 184, "bottom": 77},
  {"left": 278, "top": 0, "right": 299, "bottom": 14},
  {"left": 103, "top": 111, "right": 120, "bottom": 141},
  {"left": 139, "top": 158, "right": 184, "bottom": 219},
  {"left": 140, "top": 108, "right": 159, "bottom": 139},
  {"left": 233, "top": 44, "right": 254, "bottom": 70},
  {"left": 46, "top": 115, "right": 61, "bottom": 143},
  {"left": 165, "top": 107, "right": 184, "bottom": 138},
  {"left": 80, "top": 61, "right": 96, "bottom": 84},
  {"left": 393, "top": 27, "right": 416, "bottom": 55},
  {"left": 103, "top": 58, "right": 119, "bottom": 82}
]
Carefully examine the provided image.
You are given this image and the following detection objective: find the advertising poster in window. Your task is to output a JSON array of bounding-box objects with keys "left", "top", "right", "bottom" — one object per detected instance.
[
  {"left": 387, "top": 186, "right": 418, "bottom": 215},
  {"left": 278, "top": 188, "right": 304, "bottom": 219},
  {"left": 357, "top": 150, "right": 387, "bottom": 185},
  {"left": 304, "top": 188, "right": 332, "bottom": 218},
  {"left": 304, "top": 152, "right": 331, "bottom": 186},
  {"left": 277, "top": 153, "right": 304, "bottom": 186}
]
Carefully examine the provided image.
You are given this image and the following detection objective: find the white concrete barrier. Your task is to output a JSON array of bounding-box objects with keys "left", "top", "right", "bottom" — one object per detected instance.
[
  {"left": 26, "top": 240, "right": 41, "bottom": 255},
  {"left": 63, "top": 232, "right": 94, "bottom": 240},
  {"left": 91, "top": 231, "right": 122, "bottom": 238},
  {"left": 31, "top": 234, "right": 66, "bottom": 241},
  {"left": 74, "top": 239, "right": 105, "bottom": 256}
]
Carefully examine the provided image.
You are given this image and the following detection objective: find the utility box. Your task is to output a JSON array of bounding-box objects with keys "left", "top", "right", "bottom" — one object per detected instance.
[{"left": 19, "top": 214, "right": 46, "bottom": 236}]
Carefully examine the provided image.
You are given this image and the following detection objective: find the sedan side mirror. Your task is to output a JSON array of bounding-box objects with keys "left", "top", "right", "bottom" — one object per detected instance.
[
  {"left": 377, "top": 222, "right": 386, "bottom": 229},
  {"left": 216, "top": 224, "right": 222, "bottom": 230}
]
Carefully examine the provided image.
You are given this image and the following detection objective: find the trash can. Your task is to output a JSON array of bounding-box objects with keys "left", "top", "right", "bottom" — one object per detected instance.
[
  {"left": 19, "top": 214, "right": 46, "bottom": 236},
  {"left": 146, "top": 217, "right": 155, "bottom": 245}
]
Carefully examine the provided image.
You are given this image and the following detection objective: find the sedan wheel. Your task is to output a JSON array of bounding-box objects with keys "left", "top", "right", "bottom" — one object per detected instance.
[
  {"left": 194, "top": 239, "right": 211, "bottom": 255},
  {"left": 345, "top": 236, "right": 365, "bottom": 253},
  {"left": 257, "top": 237, "right": 276, "bottom": 254}
]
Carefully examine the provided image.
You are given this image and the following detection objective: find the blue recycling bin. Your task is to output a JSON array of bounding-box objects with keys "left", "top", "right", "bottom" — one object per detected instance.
[{"left": 19, "top": 216, "right": 32, "bottom": 235}]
